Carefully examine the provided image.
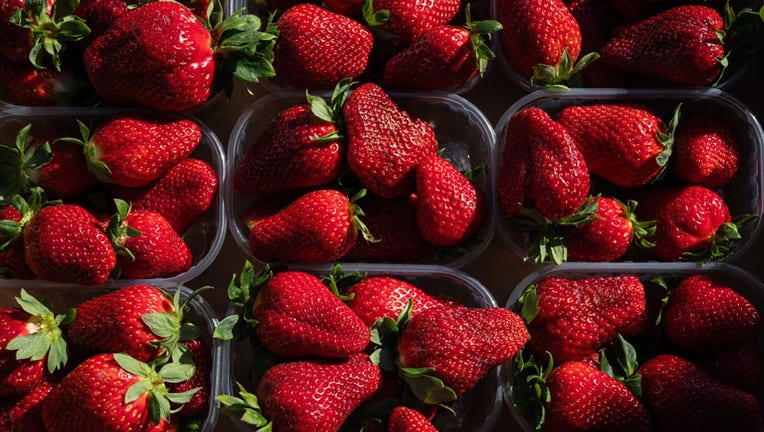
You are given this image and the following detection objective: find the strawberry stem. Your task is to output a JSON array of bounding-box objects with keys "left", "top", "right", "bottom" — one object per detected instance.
[{"left": 464, "top": 5, "right": 502, "bottom": 77}]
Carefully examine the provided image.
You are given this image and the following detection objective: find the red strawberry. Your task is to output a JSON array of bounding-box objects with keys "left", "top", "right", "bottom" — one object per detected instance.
[
  {"left": 412, "top": 155, "right": 487, "bottom": 247},
  {"left": 558, "top": 103, "right": 677, "bottom": 188},
  {"left": 695, "top": 342, "right": 763, "bottom": 392},
  {"left": 233, "top": 81, "right": 351, "bottom": 196},
  {"left": 344, "top": 84, "right": 438, "bottom": 199},
  {"left": 0, "top": 204, "right": 35, "bottom": 279},
  {"left": 0, "top": 377, "right": 54, "bottom": 432},
  {"left": 23, "top": 204, "right": 116, "bottom": 285},
  {"left": 563, "top": 198, "right": 655, "bottom": 261},
  {"left": 166, "top": 339, "right": 210, "bottom": 416},
  {"left": 663, "top": 274, "right": 759, "bottom": 351},
  {"left": 0, "top": 58, "right": 94, "bottom": 106},
  {"left": 397, "top": 306, "right": 527, "bottom": 396},
  {"left": 638, "top": 354, "right": 762, "bottom": 432},
  {"left": 362, "top": 0, "right": 459, "bottom": 45},
  {"left": 600, "top": 6, "right": 725, "bottom": 86},
  {"left": 387, "top": 406, "right": 438, "bottom": 432},
  {"left": 522, "top": 276, "right": 646, "bottom": 363},
  {"left": 323, "top": 0, "right": 361, "bottom": 16},
  {"left": 74, "top": 0, "right": 129, "bottom": 38},
  {"left": 273, "top": 4, "right": 373, "bottom": 90},
  {"left": 84, "top": 1, "right": 276, "bottom": 111},
  {"left": 113, "top": 158, "right": 217, "bottom": 234},
  {"left": 674, "top": 113, "right": 739, "bottom": 188},
  {"left": 346, "top": 276, "right": 453, "bottom": 326},
  {"left": 247, "top": 190, "right": 361, "bottom": 263}
]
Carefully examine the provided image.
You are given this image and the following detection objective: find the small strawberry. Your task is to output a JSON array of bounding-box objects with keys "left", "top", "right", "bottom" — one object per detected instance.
[
  {"left": 673, "top": 113, "right": 739, "bottom": 188},
  {"left": 663, "top": 274, "right": 759, "bottom": 351},
  {"left": 362, "top": 0, "right": 459, "bottom": 45},
  {"left": 0, "top": 201, "right": 35, "bottom": 279},
  {"left": 387, "top": 405, "right": 438, "bottom": 432},
  {"left": 166, "top": 339, "right": 210, "bottom": 417},
  {"left": 638, "top": 354, "right": 762, "bottom": 432},
  {"left": 695, "top": 342, "right": 763, "bottom": 392},
  {"left": 343, "top": 83, "right": 438, "bottom": 199},
  {"left": 0, "top": 377, "right": 55, "bottom": 431},
  {"left": 273, "top": 4, "right": 373, "bottom": 89},
  {"left": 411, "top": 155, "right": 487, "bottom": 247},
  {"left": 233, "top": 80, "right": 351, "bottom": 196},
  {"left": 557, "top": 103, "right": 679, "bottom": 188}
]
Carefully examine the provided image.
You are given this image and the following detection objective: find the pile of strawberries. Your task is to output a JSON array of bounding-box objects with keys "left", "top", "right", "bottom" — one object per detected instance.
[
  {"left": 215, "top": 262, "right": 529, "bottom": 431},
  {"left": 0, "top": 113, "right": 218, "bottom": 285},
  {"left": 232, "top": 81, "right": 489, "bottom": 264},
  {"left": 511, "top": 272, "right": 763, "bottom": 431},
  {"left": 0, "top": 285, "right": 213, "bottom": 431}
]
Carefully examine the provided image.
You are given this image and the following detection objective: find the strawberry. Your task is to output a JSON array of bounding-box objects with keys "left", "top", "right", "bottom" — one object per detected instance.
[
  {"left": 382, "top": 9, "right": 502, "bottom": 91},
  {"left": 638, "top": 354, "right": 762, "bottom": 432},
  {"left": 0, "top": 377, "right": 54, "bottom": 432},
  {"left": 663, "top": 274, "right": 759, "bottom": 351},
  {"left": 563, "top": 198, "right": 655, "bottom": 261},
  {"left": 166, "top": 339, "right": 210, "bottom": 417},
  {"left": 41, "top": 353, "right": 197, "bottom": 432},
  {"left": 0, "top": 203, "right": 35, "bottom": 279},
  {"left": 233, "top": 80, "right": 351, "bottom": 196},
  {"left": 343, "top": 83, "right": 439, "bottom": 199},
  {"left": 387, "top": 405, "right": 438, "bottom": 432},
  {"left": 23, "top": 203, "right": 116, "bottom": 285},
  {"left": 323, "top": 0, "right": 361, "bottom": 16},
  {"left": 600, "top": 6, "right": 725, "bottom": 86},
  {"left": 84, "top": 1, "right": 277, "bottom": 111},
  {"left": 673, "top": 113, "right": 739, "bottom": 188},
  {"left": 521, "top": 276, "right": 646, "bottom": 363},
  {"left": 411, "top": 155, "right": 487, "bottom": 247},
  {"left": 273, "top": 4, "right": 373, "bottom": 90},
  {"left": 638, "top": 185, "right": 753, "bottom": 261},
  {"left": 558, "top": 103, "right": 679, "bottom": 188},
  {"left": 248, "top": 189, "right": 370, "bottom": 263},
  {"left": 0, "top": 58, "right": 94, "bottom": 106},
  {"left": 73, "top": 0, "right": 128, "bottom": 38},
  {"left": 346, "top": 276, "right": 453, "bottom": 326},
  {"left": 695, "top": 342, "right": 763, "bottom": 392},
  {"left": 362, "top": 0, "right": 459, "bottom": 45}
]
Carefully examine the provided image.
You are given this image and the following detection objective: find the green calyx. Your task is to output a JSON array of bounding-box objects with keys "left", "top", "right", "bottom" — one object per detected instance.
[
  {"left": 531, "top": 48, "right": 600, "bottom": 88},
  {"left": 9, "top": 0, "right": 90, "bottom": 71},
  {"left": 56, "top": 120, "right": 113, "bottom": 184},
  {"left": 5, "top": 289, "right": 75, "bottom": 373},
  {"left": 517, "top": 284, "right": 540, "bottom": 324},
  {"left": 307, "top": 78, "right": 355, "bottom": 142},
  {"left": 213, "top": 261, "right": 271, "bottom": 341},
  {"left": 142, "top": 287, "right": 211, "bottom": 364},
  {"left": 320, "top": 263, "right": 363, "bottom": 303},
  {"left": 654, "top": 103, "right": 681, "bottom": 172},
  {"left": 218, "top": 382, "right": 272, "bottom": 431},
  {"left": 464, "top": 5, "right": 502, "bottom": 77},
  {"left": 0, "top": 187, "right": 51, "bottom": 251},
  {"left": 105, "top": 199, "right": 141, "bottom": 262},
  {"left": 0, "top": 124, "right": 52, "bottom": 205},
  {"left": 616, "top": 199, "right": 656, "bottom": 249},
  {"left": 361, "top": 0, "right": 389, "bottom": 27},
  {"left": 350, "top": 189, "right": 379, "bottom": 244},
  {"left": 510, "top": 349, "right": 553, "bottom": 430},
  {"left": 683, "top": 214, "right": 759, "bottom": 264},
  {"left": 599, "top": 334, "right": 642, "bottom": 397}
]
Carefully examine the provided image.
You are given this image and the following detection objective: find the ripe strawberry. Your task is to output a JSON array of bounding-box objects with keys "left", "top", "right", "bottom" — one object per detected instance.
[
  {"left": 84, "top": 1, "right": 277, "bottom": 111},
  {"left": 166, "top": 339, "right": 210, "bottom": 416},
  {"left": 0, "top": 377, "right": 55, "bottom": 431},
  {"left": 273, "top": 4, "right": 373, "bottom": 90},
  {"left": 74, "top": 0, "right": 129, "bottom": 37},
  {"left": 362, "top": 0, "right": 459, "bottom": 45},
  {"left": 638, "top": 354, "right": 762, "bottom": 432},
  {"left": 248, "top": 189, "right": 370, "bottom": 263},
  {"left": 346, "top": 276, "right": 453, "bottom": 326},
  {"left": 412, "top": 155, "right": 487, "bottom": 247},
  {"left": 563, "top": 198, "right": 655, "bottom": 261},
  {"left": 558, "top": 103, "right": 678, "bottom": 188},
  {"left": 673, "top": 113, "right": 739, "bottom": 188},
  {"left": 397, "top": 306, "right": 527, "bottom": 396},
  {"left": 600, "top": 6, "right": 725, "bottom": 86},
  {"left": 113, "top": 158, "right": 217, "bottom": 234},
  {"left": 233, "top": 81, "right": 351, "bottom": 196},
  {"left": 663, "top": 274, "right": 759, "bottom": 351},
  {"left": 521, "top": 276, "right": 646, "bottom": 363},
  {"left": 0, "top": 204, "right": 35, "bottom": 279},
  {"left": 323, "top": 0, "right": 361, "bottom": 16},
  {"left": 41, "top": 353, "right": 197, "bottom": 432},
  {"left": 382, "top": 9, "right": 502, "bottom": 91},
  {"left": 638, "top": 185, "right": 751, "bottom": 261},
  {"left": 23, "top": 203, "right": 116, "bottom": 285},
  {"left": 0, "top": 58, "right": 94, "bottom": 106},
  {"left": 695, "top": 342, "right": 763, "bottom": 392},
  {"left": 387, "top": 405, "right": 438, "bottom": 432}
]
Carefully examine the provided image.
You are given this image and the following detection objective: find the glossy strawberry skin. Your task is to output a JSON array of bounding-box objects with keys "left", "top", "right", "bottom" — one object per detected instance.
[
  {"left": 233, "top": 105, "right": 343, "bottom": 196},
  {"left": 0, "top": 377, "right": 54, "bottom": 431},
  {"left": 638, "top": 354, "right": 762, "bottom": 432},
  {"left": 563, "top": 197, "right": 633, "bottom": 261},
  {"left": 248, "top": 189, "right": 358, "bottom": 263},
  {"left": 0, "top": 308, "right": 44, "bottom": 397},
  {"left": 544, "top": 361, "right": 651, "bottom": 432},
  {"left": 497, "top": 0, "right": 581, "bottom": 77},
  {"left": 23, "top": 204, "right": 116, "bottom": 286},
  {"left": 274, "top": 4, "right": 373, "bottom": 90},
  {"left": 167, "top": 339, "right": 210, "bottom": 416},
  {"left": 253, "top": 271, "right": 369, "bottom": 358},
  {"left": 0, "top": 206, "right": 35, "bottom": 279},
  {"left": 343, "top": 83, "right": 439, "bottom": 199},
  {"left": 66, "top": 285, "right": 174, "bottom": 362},
  {"left": 387, "top": 406, "right": 438, "bottom": 432},
  {"left": 527, "top": 276, "right": 646, "bottom": 363},
  {"left": 600, "top": 5, "right": 725, "bottom": 86},
  {"left": 674, "top": 114, "right": 739, "bottom": 188},
  {"left": 257, "top": 355, "right": 383, "bottom": 432},
  {"left": 370, "top": 0, "right": 459, "bottom": 45},
  {"left": 398, "top": 307, "right": 528, "bottom": 395},
  {"left": 119, "top": 210, "right": 193, "bottom": 279},
  {"left": 413, "top": 155, "right": 487, "bottom": 247},
  {"left": 346, "top": 276, "right": 453, "bottom": 326},
  {"left": 84, "top": 1, "right": 216, "bottom": 111}
]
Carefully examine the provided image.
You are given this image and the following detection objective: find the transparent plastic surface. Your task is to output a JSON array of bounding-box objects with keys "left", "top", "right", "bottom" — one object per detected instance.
[
  {"left": 221, "top": 264, "right": 503, "bottom": 432},
  {"left": 226, "top": 91, "right": 496, "bottom": 268},
  {"left": 502, "top": 262, "right": 764, "bottom": 432},
  {"left": 0, "top": 106, "right": 227, "bottom": 289},
  {"left": 494, "top": 88, "right": 764, "bottom": 263}
]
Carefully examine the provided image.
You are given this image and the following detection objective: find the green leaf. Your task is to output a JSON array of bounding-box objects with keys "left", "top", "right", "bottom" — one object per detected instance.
[
  {"left": 158, "top": 362, "right": 196, "bottom": 383},
  {"left": 214, "top": 315, "right": 241, "bottom": 340},
  {"left": 16, "top": 288, "right": 53, "bottom": 317},
  {"left": 8, "top": 332, "right": 49, "bottom": 361},
  {"left": 362, "top": 0, "right": 388, "bottom": 26},
  {"left": 399, "top": 367, "right": 457, "bottom": 404},
  {"left": 142, "top": 312, "right": 179, "bottom": 339},
  {"left": 165, "top": 388, "right": 198, "bottom": 404},
  {"left": 306, "top": 91, "right": 334, "bottom": 123},
  {"left": 113, "top": 353, "right": 150, "bottom": 378},
  {"left": 125, "top": 379, "right": 152, "bottom": 404},
  {"left": 615, "top": 334, "right": 638, "bottom": 377},
  {"left": 24, "top": 140, "right": 52, "bottom": 170},
  {"left": 518, "top": 285, "right": 540, "bottom": 323}
]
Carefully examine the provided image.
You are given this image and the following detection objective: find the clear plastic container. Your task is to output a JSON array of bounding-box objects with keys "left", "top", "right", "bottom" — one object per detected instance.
[
  {"left": 502, "top": 262, "right": 764, "bottom": 432},
  {"left": 0, "top": 283, "right": 227, "bottom": 432},
  {"left": 0, "top": 105, "right": 227, "bottom": 289},
  {"left": 221, "top": 263, "right": 503, "bottom": 432},
  {"left": 494, "top": 88, "right": 764, "bottom": 263},
  {"left": 226, "top": 91, "right": 496, "bottom": 268}
]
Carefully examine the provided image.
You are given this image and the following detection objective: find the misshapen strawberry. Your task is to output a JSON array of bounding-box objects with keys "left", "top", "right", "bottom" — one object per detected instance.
[{"left": 673, "top": 113, "right": 739, "bottom": 188}]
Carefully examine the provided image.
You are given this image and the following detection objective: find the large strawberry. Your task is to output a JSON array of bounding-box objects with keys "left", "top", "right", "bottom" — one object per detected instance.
[
  {"left": 673, "top": 113, "right": 739, "bottom": 188},
  {"left": 387, "top": 406, "right": 438, "bottom": 432},
  {"left": 273, "top": 4, "right": 373, "bottom": 90},
  {"left": 84, "top": 1, "right": 277, "bottom": 111},
  {"left": 362, "top": 0, "right": 459, "bottom": 45},
  {"left": 638, "top": 354, "right": 762, "bottom": 432},
  {"left": 343, "top": 83, "right": 438, "bottom": 199}
]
